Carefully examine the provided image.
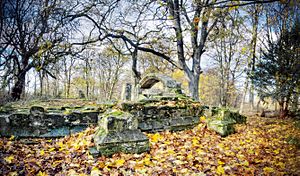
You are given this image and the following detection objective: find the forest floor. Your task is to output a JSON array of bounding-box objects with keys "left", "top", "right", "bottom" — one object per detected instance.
[{"left": 0, "top": 115, "right": 299, "bottom": 176}]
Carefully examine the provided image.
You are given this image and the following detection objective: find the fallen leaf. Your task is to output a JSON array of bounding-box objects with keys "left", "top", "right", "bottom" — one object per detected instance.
[
  {"left": 114, "top": 159, "right": 125, "bottom": 168},
  {"left": 36, "top": 171, "right": 48, "bottom": 176},
  {"left": 216, "top": 165, "right": 225, "bottom": 175},
  {"left": 4, "top": 155, "right": 14, "bottom": 164},
  {"left": 263, "top": 167, "right": 275, "bottom": 173},
  {"left": 90, "top": 167, "right": 101, "bottom": 176}
]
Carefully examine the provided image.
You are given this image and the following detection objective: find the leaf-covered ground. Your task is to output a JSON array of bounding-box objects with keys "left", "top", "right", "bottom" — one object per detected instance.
[{"left": 1, "top": 116, "right": 299, "bottom": 176}]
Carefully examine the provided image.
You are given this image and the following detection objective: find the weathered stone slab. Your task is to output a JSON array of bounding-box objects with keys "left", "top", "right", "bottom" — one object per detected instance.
[
  {"left": 207, "top": 120, "right": 235, "bottom": 137},
  {"left": 94, "top": 110, "right": 149, "bottom": 156},
  {"left": 120, "top": 101, "right": 204, "bottom": 132},
  {"left": 138, "top": 119, "right": 169, "bottom": 132},
  {"left": 39, "top": 127, "right": 70, "bottom": 138},
  {"left": 204, "top": 107, "right": 247, "bottom": 137},
  {"left": 169, "top": 116, "right": 200, "bottom": 131}
]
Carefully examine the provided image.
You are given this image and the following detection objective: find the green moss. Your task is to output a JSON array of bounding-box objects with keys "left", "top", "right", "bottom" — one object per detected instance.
[
  {"left": 207, "top": 119, "right": 235, "bottom": 137},
  {"left": 95, "top": 127, "right": 107, "bottom": 137},
  {"left": 286, "top": 136, "right": 300, "bottom": 149},
  {"left": 97, "top": 144, "right": 123, "bottom": 157},
  {"left": 63, "top": 109, "right": 73, "bottom": 115},
  {"left": 108, "top": 110, "right": 124, "bottom": 116}
]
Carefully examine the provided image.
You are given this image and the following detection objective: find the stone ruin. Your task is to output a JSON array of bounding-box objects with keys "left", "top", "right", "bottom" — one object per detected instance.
[
  {"left": 0, "top": 104, "right": 111, "bottom": 137},
  {"left": 0, "top": 73, "right": 247, "bottom": 156},
  {"left": 93, "top": 73, "right": 203, "bottom": 156},
  {"left": 204, "top": 107, "right": 247, "bottom": 137},
  {"left": 118, "top": 73, "right": 202, "bottom": 132},
  {"left": 93, "top": 110, "right": 149, "bottom": 156}
]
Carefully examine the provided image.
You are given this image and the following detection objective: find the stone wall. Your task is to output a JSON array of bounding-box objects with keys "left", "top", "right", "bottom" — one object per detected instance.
[
  {"left": 0, "top": 105, "right": 104, "bottom": 137},
  {"left": 120, "top": 100, "right": 204, "bottom": 132}
]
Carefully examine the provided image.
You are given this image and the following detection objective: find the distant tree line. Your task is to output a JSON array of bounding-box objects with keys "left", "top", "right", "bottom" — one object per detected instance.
[{"left": 0, "top": 0, "right": 299, "bottom": 117}]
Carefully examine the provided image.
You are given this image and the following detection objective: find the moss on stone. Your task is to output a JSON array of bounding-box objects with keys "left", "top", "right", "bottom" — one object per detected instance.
[
  {"left": 207, "top": 119, "right": 235, "bottom": 137},
  {"left": 108, "top": 110, "right": 124, "bottom": 116}
]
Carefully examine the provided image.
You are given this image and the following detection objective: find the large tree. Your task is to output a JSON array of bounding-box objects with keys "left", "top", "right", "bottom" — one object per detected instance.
[
  {"left": 95, "top": 0, "right": 282, "bottom": 100},
  {"left": 0, "top": 0, "right": 94, "bottom": 100},
  {"left": 252, "top": 16, "right": 300, "bottom": 117}
]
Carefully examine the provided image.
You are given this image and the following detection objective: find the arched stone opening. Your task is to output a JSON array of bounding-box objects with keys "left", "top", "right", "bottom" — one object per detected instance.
[{"left": 139, "top": 73, "right": 182, "bottom": 99}]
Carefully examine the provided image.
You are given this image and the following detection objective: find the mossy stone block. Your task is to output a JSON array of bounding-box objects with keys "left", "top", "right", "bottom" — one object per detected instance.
[{"left": 207, "top": 119, "right": 235, "bottom": 137}]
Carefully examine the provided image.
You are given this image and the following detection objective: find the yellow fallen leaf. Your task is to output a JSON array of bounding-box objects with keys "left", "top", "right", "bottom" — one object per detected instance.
[
  {"left": 196, "top": 148, "right": 205, "bottom": 155},
  {"left": 276, "top": 162, "right": 285, "bottom": 169},
  {"left": 48, "top": 147, "right": 55, "bottom": 152},
  {"left": 40, "top": 150, "right": 45, "bottom": 156},
  {"left": 9, "top": 135, "right": 15, "bottom": 140},
  {"left": 263, "top": 167, "right": 275, "bottom": 173},
  {"left": 217, "top": 143, "right": 224, "bottom": 149},
  {"left": 200, "top": 116, "right": 206, "bottom": 122},
  {"left": 187, "top": 153, "right": 194, "bottom": 160},
  {"left": 216, "top": 165, "right": 225, "bottom": 175},
  {"left": 242, "top": 160, "right": 249, "bottom": 166},
  {"left": 52, "top": 160, "right": 63, "bottom": 167},
  {"left": 218, "top": 160, "right": 225, "bottom": 165},
  {"left": 134, "top": 162, "right": 144, "bottom": 170},
  {"left": 8, "top": 171, "right": 18, "bottom": 176},
  {"left": 237, "top": 154, "right": 245, "bottom": 159},
  {"left": 115, "top": 159, "right": 125, "bottom": 168},
  {"left": 143, "top": 158, "right": 152, "bottom": 166},
  {"left": 4, "top": 155, "right": 14, "bottom": 164},
  {"left": 166, "top": 149, "right": 175, "bottom": 155},
  {"left": 98, "top": 162, "right": 106, "bottom": 169},
  {"left": 248, "top": 149, "right": 254, "bottom": 154},
  {"left": 58, "top": 141, "right": 64, "bottom": 148},
  {"left": 150, "top": 133, "right": 162, "bottom": 143},
  {"left": 36, "top": 171, "right": 48, "bottom": 176},
  {"left": 273, "top": 149, "right": 280, "bottom": 154},
  {"left": 192, "top": 138, "right": 199, "bottom": 146},
  {"left": 90, "top": 167, "right": 101, "bottom": 176}
]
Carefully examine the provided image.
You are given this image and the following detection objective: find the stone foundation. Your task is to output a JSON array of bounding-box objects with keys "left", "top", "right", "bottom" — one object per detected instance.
[
  {"left": 93, "top": 110, "right": 149, "bottom": 156},
  {"left": 120, "top": 101, "right": 204, "bottom": 132},
  {"left": 0, "top": 105, "right": 103, "bottom": 137}
]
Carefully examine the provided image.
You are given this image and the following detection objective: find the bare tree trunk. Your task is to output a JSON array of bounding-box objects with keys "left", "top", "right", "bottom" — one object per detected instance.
[
  {"left": 39, "top": 71, "right": 43, "bottom": 97},
  {"left": 279, "top": 101, "right": 287, "bottom": 118},
  {"left": 108, "top": 54, "right": 121, "bottom": 100},
  {"left": 131, "top": 47, "right": 141, "bottom": 101},
  {"left": 46, "top": 75, "right": 49, "bottom": 97},
  {"left": 67, "top": 71, "right": 71, "bottom": 98},
  {"left": 249, "top": 5, "right": 259, "bottom": 110},
  {"left": 84, "top": 57, "right": 91, "bottom": 99},
  {"left": 188, "top": 74, "right": 200, "bottom": 101},
  {"left": 34, "top": 73, "right": 37, "bottom": 97}
]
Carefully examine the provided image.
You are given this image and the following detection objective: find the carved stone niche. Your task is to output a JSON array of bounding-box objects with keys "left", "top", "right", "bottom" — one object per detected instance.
[{"left": 138, "top": 73, "right": 183, "bottom": 101}]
